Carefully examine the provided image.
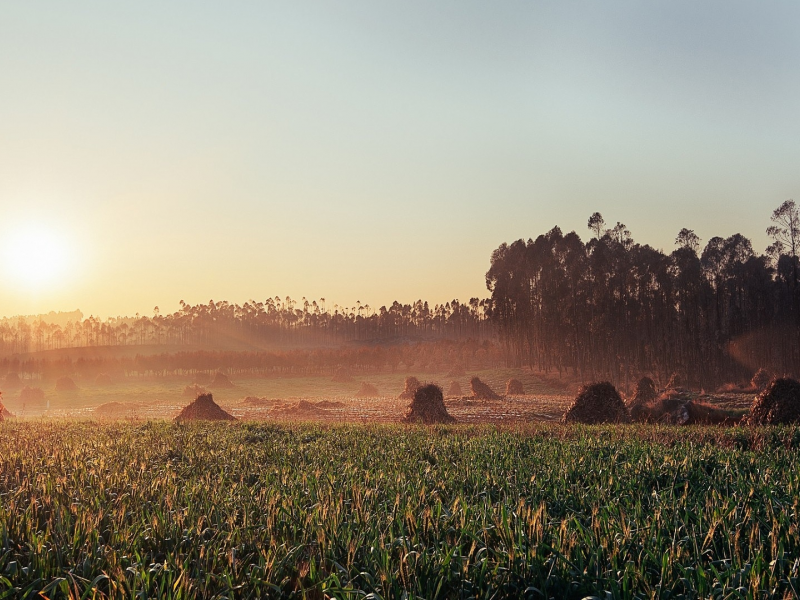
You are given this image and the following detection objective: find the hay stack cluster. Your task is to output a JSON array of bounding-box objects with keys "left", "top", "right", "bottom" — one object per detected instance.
[
  {"left": 55, "top": 377, "right": 77, "bottom": 392},
  {"left": 505, "top": 378, "right": 524, "bottom": 395},
  {"left": 750, "top": 368, "right": 773, "bottom": 392},
  {"left": 403, "top": 384, "right": 455, "bottom": 424},
  {"left": 746, "top": 378, "right": 800, "bottom": 425},
  {"left": 470, "top": 377, "right": 501, "bottom": 400},
  {"left": 175, "top": 393, "right": 236, "bottom": 422},
  {"left": 399, "top": 376, "right": 422, "bottom": 400},
  {"left": 355, "top": 382, "right": 379, "bottom": 397},
  {"left": 563, "top": 382, "right": 630, "bottom": 424},
  {"left": 210, "top": 371, "right": 234, "bottom": 389},
  {"left": 447, "top": 381, "right": 462, "bottom": 396}
]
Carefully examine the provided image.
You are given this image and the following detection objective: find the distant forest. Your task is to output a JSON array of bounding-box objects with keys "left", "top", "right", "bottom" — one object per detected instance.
[
  {"left": 2, "top": 201, "right": 798, "bottom": 389},
  {"left": 486, "top": 201, "right": 800, "bottom": 388}
]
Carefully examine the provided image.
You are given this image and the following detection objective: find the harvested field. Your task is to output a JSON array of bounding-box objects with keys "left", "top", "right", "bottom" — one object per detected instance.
[{"left": 354, "top": 382, "right": 379, "bottom": 397}]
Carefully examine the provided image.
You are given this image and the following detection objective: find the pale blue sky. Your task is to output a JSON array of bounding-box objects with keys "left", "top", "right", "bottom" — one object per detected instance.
[{"left": 1, "top": 2, "right": 798, "bottom": 317}]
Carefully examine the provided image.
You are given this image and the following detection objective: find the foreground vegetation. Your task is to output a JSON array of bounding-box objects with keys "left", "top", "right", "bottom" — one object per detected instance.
[{"left": 0, "top": 422, "right": 798, "bottom": 598}]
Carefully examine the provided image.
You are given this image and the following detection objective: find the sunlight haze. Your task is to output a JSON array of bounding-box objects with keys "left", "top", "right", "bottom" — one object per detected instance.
[{"left": 1, "top": 1, "right": 799, "bottom": 318}]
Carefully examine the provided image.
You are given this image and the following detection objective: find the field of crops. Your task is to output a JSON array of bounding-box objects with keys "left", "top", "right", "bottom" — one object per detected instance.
[{"left": 0, "top": 422, "right": 798, "bottom": 599}]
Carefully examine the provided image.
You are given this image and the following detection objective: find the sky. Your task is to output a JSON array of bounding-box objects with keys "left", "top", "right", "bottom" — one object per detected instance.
[{"left": 1, "top": 2, "right": 799, "bottom": 319}]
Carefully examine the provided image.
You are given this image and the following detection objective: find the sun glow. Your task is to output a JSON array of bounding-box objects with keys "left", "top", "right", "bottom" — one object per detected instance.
[{"left": 3, "top": 224, "right": 73, "bottom": 290}]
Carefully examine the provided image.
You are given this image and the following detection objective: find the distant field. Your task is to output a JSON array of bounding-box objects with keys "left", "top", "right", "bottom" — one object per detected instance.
[
  {"left": 0, "top": 368, "right": 575, "bottom": 420},
  {"left": 0, "top": 422, "right": 797, "bottom": 598}
]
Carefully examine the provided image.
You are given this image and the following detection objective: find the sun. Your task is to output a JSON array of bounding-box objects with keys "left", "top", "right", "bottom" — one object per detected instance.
[{"left": 3, "top": 224, "right": 72, "bottom": 290}]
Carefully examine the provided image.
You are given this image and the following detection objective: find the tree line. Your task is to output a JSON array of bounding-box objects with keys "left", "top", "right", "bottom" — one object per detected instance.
[
  {"left": 0, "top": 297, "right": 493, "bottom": 356},
  {"left": 485, "top": 201, "right": 800, "bottom": 389}
]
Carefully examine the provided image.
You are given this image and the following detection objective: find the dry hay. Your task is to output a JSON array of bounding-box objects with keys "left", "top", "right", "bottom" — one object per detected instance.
[
  {"left": 750, "top": 368, "right": 773, "bottom": 392},
  {"left": 746, "top": 378, "right": 800, "bottom": 425},
  {"left": 470, "top": 377, "right": 501, "bottom": 400},
  {"left": 95, "top": 373, "right": 114, "bottom": 385},
  {"left": 630, "top": 391, "right": 743, "bottom": 425},
  {"left": 210, "top": 371, "right": 234, "bottom": 389},
  {"left": 628, "top": 377, "right": 658, "bottom": 407},
  {"left": 271, "top": 399, "right": 343, "bottom": 418},
  {"left": 55, "top": 377, "right": 77, "bottom": 392},
  {"left": 0, "top": 394, "right": 11, "bottom": 420},
  {"left": 447, "top": 381, "right": 462, "bottom": 396},
  {"left": 331, "top": 367, "right": 353, "bottom": 383},
  {"left": 355, "top": 382, "right": 379, "bottom": 397},
  {"left": 399, "top": 376, "right": 422, "bottom": 400},
  {"left": 446, "top": 364, "right": 466, "bottom": 377},
  {"left": 562, "top": 382, "right": 630, "bottom": 424},
  {"left": 183, "top": 384, "right": 207, "bottom": 397},
  {"left": 94, "top": 402, "right": 138, "bottom": 418},
  {"left": 174, "top": 393, "right": 236, "bottom": 422},
  {"left": 403, "top": 384, "right": 455, "bottom": 425},
  {"left": 3, "top": 372, "right": 21, "bottom": 389},
  {"left": 505, "top": 378, "right": 524, "bottom": 395}
]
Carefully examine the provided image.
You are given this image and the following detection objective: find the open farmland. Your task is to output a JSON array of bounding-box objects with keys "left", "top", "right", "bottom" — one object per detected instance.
[{"left": 0, "top": 421, "right": 798, "bottom": 598}]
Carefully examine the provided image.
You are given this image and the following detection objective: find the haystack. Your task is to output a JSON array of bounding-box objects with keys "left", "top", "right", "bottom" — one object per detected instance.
[
  {"left": 470, "top": 377, "right": 501, "bottom": 400},
  {"left": 399, "top": 376, "right": 422, "bottom": 400},
  {"left": 750, "top": 368, "right": 773, "bottom": 392},
  {"left": 95, "top": 373, "right": 114, "bottom": 385},
  {"left": 55, "top": 377, "right": 77, "bottom": 392},
  {"left": 665, "top": 372, "right": 683, "bottom": 390},
  {"left": 332, "top": 367, "right": 353, "bottom": 383},
  {"left": 628, "top": 377, "right": 657, "bottom": 407},
  {"left": 19, "top": 386, "right": 45, "bottom": 403},
  {"left": 174, "top": 393, "right": 236, "bottom": 422},
  {"left": 505, "top": 378, "right": 524, "bottom": 395},
  {"left": 562, "top": 382, "right": 630, "bottom": 424},
  {"left": 447, "top": 381, "right": 462, "bottom": 396},
  {"left": 403, "top": 384, "right": 455, "bottom": 424},
  {"left": 183, "top": 383, "right": 207, "bottom": 397},
  {"left": 210, "top": 371, "right": 234, "bottom": 389},
  {"left": 355, "top": 382, "right": 379, "bottom": 397},
  {"left": 746, "top": 378, "right": 800, "bottom": 425},
  {"left": 0, "top": 393, "right": 11, "bottom": 419},
  {"left": 3, "top": 372, "right": 21, "bottom": 388}
]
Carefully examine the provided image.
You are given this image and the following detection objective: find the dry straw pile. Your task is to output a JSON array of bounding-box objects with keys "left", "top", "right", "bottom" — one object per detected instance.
[
  {"left": 746, "top": 378, "right": 800, "bottom": 425},
  {"left": 750, "top": 368, "right": 773, "bottom": 392},
  {"left": 399, "top": 376, "right": 422, "bottom": 400},
  {"left": 447, "top": 381, "right": 462, "bottom": 397},
  {"left": 175, "top": 393, "right": 236, "bottom": 422},
  {"left": 563, "top": 382, "right": 630, "bottom": 424},
  {"left": 55, "top": 377, "right": 77, "bottom": 392},
  {"left": 210, "top": 372, "right": 234, "bottom": 389},
  {"left": 403, "top": 384, "right": 455, "bottom": 424},
  {"left": 505, "top": 378, "right": 524, "bottom": 395},
  {"left": 470, "top": 377, "right": 501, "bottom": 400}
]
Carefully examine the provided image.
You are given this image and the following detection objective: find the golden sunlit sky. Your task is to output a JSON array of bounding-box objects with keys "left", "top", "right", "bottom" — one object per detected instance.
[{"left": 2, "top": 2, "right": 799, "bottom": 319}]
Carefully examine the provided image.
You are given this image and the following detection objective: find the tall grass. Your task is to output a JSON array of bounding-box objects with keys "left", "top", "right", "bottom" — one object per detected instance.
[{"left": 0, "top": 422, "right": 797, "bottom": 598}]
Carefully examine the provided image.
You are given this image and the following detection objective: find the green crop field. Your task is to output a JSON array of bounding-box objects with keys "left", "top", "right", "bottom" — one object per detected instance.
[{"left": 0, "top": 422, "right": 798, "bottom": 599}]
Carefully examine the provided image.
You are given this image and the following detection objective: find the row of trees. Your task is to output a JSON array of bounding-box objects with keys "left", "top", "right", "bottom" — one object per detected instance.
[
  {"left": 0, "top": 297, "right": 493, "bottom": 356},
  {"left": 486, "top": 201, "right": 800, "bottom": 389}
]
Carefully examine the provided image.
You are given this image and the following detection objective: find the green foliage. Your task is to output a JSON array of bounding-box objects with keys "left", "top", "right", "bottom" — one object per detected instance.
[{"left": 0, "top": 422, "right": 798, "bottom": 598}]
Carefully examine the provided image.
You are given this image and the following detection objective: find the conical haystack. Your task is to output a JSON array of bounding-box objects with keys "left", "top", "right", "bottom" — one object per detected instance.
[
  {"left": 505, "top": 378, "right": 524, "bottom": 395},
  {"left": 175, "top": 393, "right": 236, "bottom": 422},
  {"left": 95, "top": 373, "right": 114, "bottom": 385},
  {"left": 628, "top": 377, "right": 657, "bottom": 407},
  {"left": 210, "top": 371, "right": 234, "bottom": 389},
  {"left": 470, "top": 377, "right": 501, "bottom": 400},
  {"left": 746, "top": 378, "right": 800, "bottom": 425},
  {"left": 750, "top": 368, "right": 773, "bottom": 392},
  {"left": 19, "top": 386, "right": 45, "bottom": 403},
  {"left": 403, "top": 384, "right": 455, "bottom": 424},
  {"left": 0, "top": 393, "right": 10, "bottom": 420},
  {"left": 447, "top": 381, "right": 462, "bottom": 396},
  {"left": 399, "top": 376, "right": 421, "bottom": 400},
  {"left": 665, "top": 372, "right": 683, "bottom": 390},
  {"left": 563, "top": 382, "right": 630, "bottom": 424},
  {"left": 55, "top": 377, "right": 77, "bottom": 391},
  {"left": 355, "top": 382, "right": 379, "bottom": 397}
]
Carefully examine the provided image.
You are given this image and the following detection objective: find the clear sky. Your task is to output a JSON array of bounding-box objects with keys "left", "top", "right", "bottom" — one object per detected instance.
[{"left": 1, "top": 2, "right": 799, "bottom": 318}]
